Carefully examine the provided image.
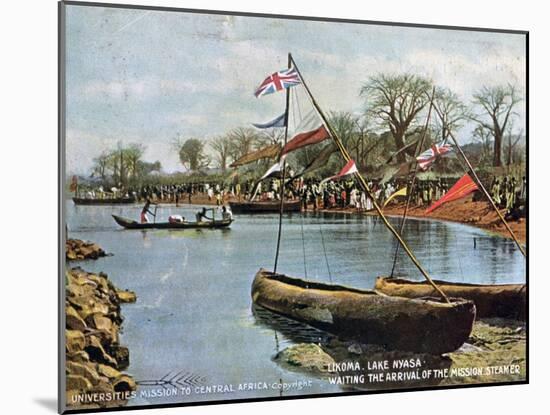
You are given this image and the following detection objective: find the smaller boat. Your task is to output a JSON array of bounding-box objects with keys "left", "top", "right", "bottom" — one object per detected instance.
[
  {"left": 112, "top": 214, "right": 233, "bottom": 230},
  {"left": 73, "top": 197, "right": 136, "bottom": 205},
  {"left": 252, "top": 269, "right": 476, "bottom": 354},
  {"left": 229, "top": 199, "right": 301, "bottom": 214},
  {"left": 375, "top": 276, "right": 526, "bottom": 320}
]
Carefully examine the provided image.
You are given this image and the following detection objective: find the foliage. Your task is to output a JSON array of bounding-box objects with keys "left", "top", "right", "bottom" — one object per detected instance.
[
  {"left": 177, "top": 138, "right": 210, "bottom": 172},
  {"left": 361, "top": 73, "right": 433, "bottom": 162},
  {"left": 90, "top": 142, "right": 161, "bottom": 187},
  {"left": 432, "top": 87, "right": 470, "bottom": 143}
]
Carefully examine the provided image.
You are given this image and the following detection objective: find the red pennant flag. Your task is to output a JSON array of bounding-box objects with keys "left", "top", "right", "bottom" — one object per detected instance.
[
  {"left": 281, "top": 125, "right": 330, "bottom": 155},
  {"left": 426, "top": 174, "right": 479, "bottom": 214},
  {"left": 321, "top": 159, "right": 358, "bottom": 184}
]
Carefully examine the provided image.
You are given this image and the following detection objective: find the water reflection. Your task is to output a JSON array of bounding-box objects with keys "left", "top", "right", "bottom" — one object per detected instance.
[{"left": 65, "top": 203, "right": 525, "bottom": 405}]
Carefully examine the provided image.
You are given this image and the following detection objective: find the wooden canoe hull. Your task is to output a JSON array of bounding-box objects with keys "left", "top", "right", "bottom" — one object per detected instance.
[
  {"left": 112, "top": 214, "right": 233, "bottom": 230},
  {"left": 229, "top": 200, "right": 301, "bottom": 214},
  {"left": 73, "top": 197, "right": 136, "bottom": 205},
  {"left": 252, "top": 269, "right": 476, "bottom": 354},
  {"left": 375, "top": 277, "right": 526, "bottom": 320}
]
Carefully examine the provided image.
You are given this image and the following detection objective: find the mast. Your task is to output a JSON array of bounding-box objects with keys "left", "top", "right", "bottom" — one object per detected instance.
[
  {"left": 390, "top": 88, "right": 436, "bottom": 277},
  {"left": 273, "top": 53, "right": 292, "bottom": 272},
  {"left": 290, "top": 54, "right": 450, "bottom": 303},
  {"left": 430, "top": 102, "right": 527, "bottom": 258}
]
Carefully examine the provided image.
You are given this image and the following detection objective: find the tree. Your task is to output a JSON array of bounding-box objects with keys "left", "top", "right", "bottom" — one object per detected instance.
[
  {"left": 92, "top": 152, "right": 110, "bottom": 181},
  {"left": 353, "top": 116, "right": 375, "bottom": 170},
  {"left": 104, "top": 143, "right": 128, "bottom": 187},
  {"left": 471, "top": 84, "right": 522, "bottom": 167},
  {"left": 125, "top": 143, "right": 145, "bottom": 180},
  {"left": 138, "top": 160, "right": 162, "bottom": 176},
  {"left": 177, "top": 138, "right": 210, "bottom": 172},
  {"left": 329, "top": 111, "right": 356, "bottom": 149},
  {"left": 361, "top": 73, "right": 432, "bottom": 162},
  {"left": 472, "top": 125, "right": 493, "bottom": 167},
  {"left": 209, "top": 136, "right": 232, "bottom": 171},
  {"left": 433, "top": 87, "right": 469, "bottom": 143},
  {"left": 256, "top": 128, "right": 284, "bottom": 148},
  {"left": 503, "top": 120, "right": 524, "bottom": 166},
  {"left": 226, "top": 127, "right": 260, "bottom": 160}
]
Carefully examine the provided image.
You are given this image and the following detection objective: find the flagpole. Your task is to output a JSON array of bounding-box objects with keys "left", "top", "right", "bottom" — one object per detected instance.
[
  {"left": 390, "top": 87, "right": 436, "bottom": 277},
  {"left": 273, "top": 53, "right": 292, "bottom": 272},
  {"left": 430, "top": 102, "right": 527, "bottom": 258},
  {"left": 290, "top": 54, "right": 450, "bottom": 303}
]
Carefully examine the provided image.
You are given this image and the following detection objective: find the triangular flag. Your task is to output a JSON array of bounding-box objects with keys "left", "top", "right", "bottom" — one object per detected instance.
[
  {"left": 383, "top": 187, "right": 407, "bottom": 208},
  {"left": 252, "top": 113, "right": 286, "bottom": 129},
  {"left": 321, "top": 159, "right": 358, "bottom": 185},
  {"left": 426, "top": 174, "right": 478, "bottom": 214},
  {"left": 229, "top": 144, "right": 281, "bottom": 167},
  {"left": 259, "top": 157, "right": 286, "bottom": 181}
]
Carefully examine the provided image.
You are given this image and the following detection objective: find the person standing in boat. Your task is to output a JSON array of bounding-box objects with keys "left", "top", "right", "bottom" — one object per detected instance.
[
  {"left": 196, "top": 207, "right": 213, "bottom": 222},
  {"left": 222, "top": 205, "right": 233, "bottom": 221},
  {"left": 140, "top": 198, "right": 156, "bottom": 223}
]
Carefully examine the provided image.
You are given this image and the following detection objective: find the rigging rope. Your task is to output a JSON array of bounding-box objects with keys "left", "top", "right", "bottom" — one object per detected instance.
[
  {"left": 318, "top": 221, "right": 333, "bottom": 282},
  {"left": 300, "top": 213, "right": 308, "bottom": 279},
  {"left": 290, "top": 54, "right": 450, "bottom": 303},
  {"left": 295, "top": 85, "right": 303, "bottom": 123},
  {"left": 390, "top": 90, "right": 436, "bottom": 277},
  {"left": 290, "top": 86, "right": 298, "bottom": 131}
]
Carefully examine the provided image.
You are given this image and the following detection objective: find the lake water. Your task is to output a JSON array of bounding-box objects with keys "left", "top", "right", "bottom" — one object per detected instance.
[{"left": 66, "top": 202, "right": 526, "bottom": 405}]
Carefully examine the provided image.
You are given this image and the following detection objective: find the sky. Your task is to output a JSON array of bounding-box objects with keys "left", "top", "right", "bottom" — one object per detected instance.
[{"left": 64, "top": 4, "right": 526, "bottom": 174}]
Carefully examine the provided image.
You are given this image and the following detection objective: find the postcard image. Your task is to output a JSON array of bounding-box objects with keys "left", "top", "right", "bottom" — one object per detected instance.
[{"left": 60, "top": 2, "right": 527, "bottom": 413}]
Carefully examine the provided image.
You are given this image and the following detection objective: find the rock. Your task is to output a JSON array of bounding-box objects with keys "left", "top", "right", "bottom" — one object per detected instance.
[
  {"left": 96, "top": 363, "right": 122, "bottom": 380},
  {"left": 92, "top": 380, "right": 115, "bottom": 398},
  {"left": 66, "top": 374, "right": 93, "bottom": 391},
  {"left": 66, "top": 330, "right": 86, "bottom": 353},
  {"left": 455, "top": 342, "right": 485, "bottom": 353},
  {"left": 66, "top": 305, "right": 87, "bottom": 332},
  {"left": 347, "top": 343, "right": 363, "bottom": 355},
  {"left": 65, "top": 266, "right": 136, "bottom": 409},
  {"left": 90, "top": 313, "right": 115, "bottom": 335},
  {"left": 275, "top": 343, "right": 335, "bottom": 373},
  {"left": 72, "top": 299, "right": 110, "bottom": 321},
  {"left": 67, "top": 361, "right": 102, "bottom": 385},
  {"left": 116, "top": 290, "right": 136, "bottom": 303},
  {"left": 110, "top": 345, "right": 130, "bottom": 370},
  {"left": 67, "top": 350, "right": 90, "bottom": 363},
  {"left": 66, "top": 239, "right": 107, "bottom": 261},
  {"left": 85, "top": 336, "right": 118, "bottom": 367},
  {"left": 113, "top": 375, "right": 137, "bottom": 393}
]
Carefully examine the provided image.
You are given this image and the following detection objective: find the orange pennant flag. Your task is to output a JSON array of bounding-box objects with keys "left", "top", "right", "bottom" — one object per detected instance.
[{"left": 425, "top": 174, "right": 478, "bottom": 214}]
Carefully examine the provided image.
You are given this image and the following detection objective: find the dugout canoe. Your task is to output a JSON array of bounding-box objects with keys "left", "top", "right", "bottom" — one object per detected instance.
[
  {"left": 229, "top": 199, "right": 301, "bottom": 214},
  {"left": 112, "top": 214, "right": 233, "bottom": 230},
  {"left": 252, "top": 269, "right": 476, "bottom": 354},
  {"left": 73, "top": 197, "right": 136, "bottom": 205},
  {"left": 375, "top": 276, "right": 526, "bottom": 320}
]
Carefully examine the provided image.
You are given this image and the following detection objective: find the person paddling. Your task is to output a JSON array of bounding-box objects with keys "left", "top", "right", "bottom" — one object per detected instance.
[{"left": 140, "top": 198, "right": 156, "bottom": 223}]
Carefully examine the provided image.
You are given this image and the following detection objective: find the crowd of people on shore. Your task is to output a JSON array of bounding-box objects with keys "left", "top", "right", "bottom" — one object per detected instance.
[
  {"left": 491, "top": 176, "right": 527, "bottom": 209},
  {"left": 75, "top": 173, "right": 527, "bottom": 219}
]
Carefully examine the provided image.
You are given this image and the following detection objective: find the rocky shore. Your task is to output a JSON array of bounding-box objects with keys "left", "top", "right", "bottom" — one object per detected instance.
[
  {"left": 66, "top": 239, "right": 108, "bottom": 261},
  {"left": 65, "top": 267, "right": 137, "bottom": 409},
  {"left": 274, "top": 318, "right": 526, "bottom": 390}
]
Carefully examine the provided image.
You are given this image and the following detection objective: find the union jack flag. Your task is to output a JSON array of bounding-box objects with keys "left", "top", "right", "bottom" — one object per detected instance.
[
  {"left": 416, "top": 143, "right": 453, "bottom": 170},
  {"left": 254, "top": 68, "right": 301, "bottom": 98}
]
